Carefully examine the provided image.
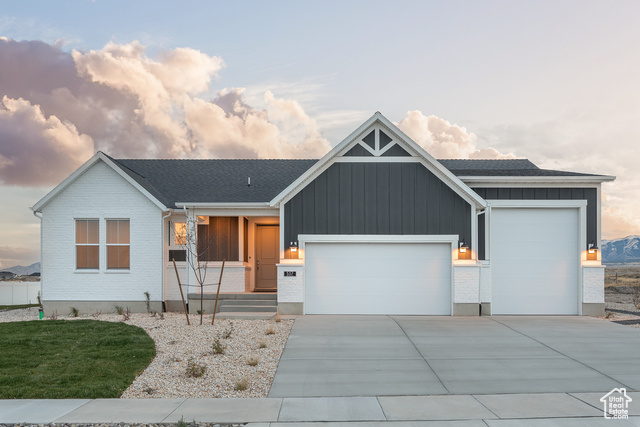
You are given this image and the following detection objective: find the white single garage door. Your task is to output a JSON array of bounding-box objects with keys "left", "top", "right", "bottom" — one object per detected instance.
[
  {"left": 304, "top": 242, "right": 451, "bottom": 315},
  {"left": 491, "top": 208, "right": 579, "bottom": 315}
]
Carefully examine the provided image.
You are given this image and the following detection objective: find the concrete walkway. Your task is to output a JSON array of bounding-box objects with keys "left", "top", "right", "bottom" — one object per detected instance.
[
  {"left": 270, "top": 315, "right": 640, "bottom": 397},
  {"left": 1, "top": 392, "right": 639, "bottom": 425}
]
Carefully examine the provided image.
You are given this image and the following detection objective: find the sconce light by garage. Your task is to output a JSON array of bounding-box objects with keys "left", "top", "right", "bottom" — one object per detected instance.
[
  {"left": 290, "top": 241, "right": 298, "bottom": 253},
  {"left": 458, "top": 241, "right": 470, "bottom": 259},
  {"left": 588, "top": 242, "right": 598, "bottom": 254}
]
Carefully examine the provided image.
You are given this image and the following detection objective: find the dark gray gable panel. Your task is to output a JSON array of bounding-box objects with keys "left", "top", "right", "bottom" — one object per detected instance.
[
  {"left": 380, "top": 130, "right": 393, "bottom": 149},
  {"left": 284, "top": 162, "right": 472, "bottom": 258},
  {"left": 473, "top": 187, "right": 597, "bottom": 252},
  {"left": 381, "top": 144, "right": 411, "bottom": 157},
  {"left": 343, "top": 144, "right": 373, "bottom": 156},
  {"left": 363, "top": 130, "right": 376, "bottom": 150}
]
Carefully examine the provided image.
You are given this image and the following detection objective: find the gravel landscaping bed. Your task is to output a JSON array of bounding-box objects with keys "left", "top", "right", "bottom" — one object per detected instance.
[
  {"left": 0, "top": 308, "right": 293, "bottom": 398},
  {"left": 603, "top": 286, "right": 640, "bottom": 328}
]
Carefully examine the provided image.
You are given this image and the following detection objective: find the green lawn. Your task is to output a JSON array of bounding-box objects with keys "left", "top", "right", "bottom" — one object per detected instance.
[{"left": 0, "top": 320, "right": 155, "bottom": 398}]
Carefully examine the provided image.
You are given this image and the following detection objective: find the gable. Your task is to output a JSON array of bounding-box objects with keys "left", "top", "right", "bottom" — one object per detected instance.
[
  {"left": 342, "top": 128, "right": 411, "bottom": 157},
  {"left": 32, "top": 152, "right": 167, "bottom": 213},
  {"left": 270, "top": 112, "right": 487, "bottom": 209}
]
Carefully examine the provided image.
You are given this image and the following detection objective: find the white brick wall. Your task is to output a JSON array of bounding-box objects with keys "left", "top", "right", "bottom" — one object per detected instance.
[
  {"left": 41, "top": 160, "right": 164, "bottom": 302},
  {"left": 583, "top": 266, "right": 605, "bottom": 304},
  {"left": 277, "top": 264, "right": 304, "bottom": 303},
  {"left": 453, "top": 265, "right": 480, "bottom": 303}
]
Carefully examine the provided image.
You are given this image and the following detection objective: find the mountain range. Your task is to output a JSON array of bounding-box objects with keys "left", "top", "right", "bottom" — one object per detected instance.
[
  {"left": 602, "top": 235, "right": 640, "bottom": 264},
  {"left": 2, "top": 262, "right": 41, "bottom": 276}
]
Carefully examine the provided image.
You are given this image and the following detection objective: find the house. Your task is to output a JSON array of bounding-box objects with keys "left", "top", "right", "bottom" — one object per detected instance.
[{"left": 31, "top": 112, "right": 614, "bottom": 316}]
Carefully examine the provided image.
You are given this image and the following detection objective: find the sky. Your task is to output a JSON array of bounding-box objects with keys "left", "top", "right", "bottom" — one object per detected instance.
[{"left": 0, "top": 0, "right": 639, "bottom": 268}]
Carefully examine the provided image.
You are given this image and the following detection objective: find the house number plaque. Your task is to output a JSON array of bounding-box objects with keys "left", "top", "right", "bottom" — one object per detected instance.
[{"left": 284, "top": 271, "right": 296, "bottom": 277}]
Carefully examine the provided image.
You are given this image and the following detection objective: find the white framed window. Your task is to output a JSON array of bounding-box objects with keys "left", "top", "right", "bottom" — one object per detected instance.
[
  {"left": 107, "top": 219, "right": 130, "bottom": 270},
  {"left": 76, "top": 219, "right": 99, "bottom": 269}
]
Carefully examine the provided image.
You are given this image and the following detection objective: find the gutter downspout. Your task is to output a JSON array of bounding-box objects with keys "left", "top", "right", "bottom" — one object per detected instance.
[
  {"left": 182, "top": 206, "right": 190, "bottom": 295},
  {"left": 32, "top": 210, "right": 43, "bottom": 310},
  {"left": 162, "top": 210, "right": 172, "bottom": 311}
]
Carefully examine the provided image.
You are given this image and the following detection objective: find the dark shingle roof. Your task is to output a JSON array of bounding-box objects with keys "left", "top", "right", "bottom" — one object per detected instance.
[
  {"left": 110, "top": 158, "right": 317, "bottom": 207},
  {"left": 107, "top": 155, "right": 603, "bottom": 207},
  {"left": 439, "top": 159, "right": 600, "bottom": 177}
]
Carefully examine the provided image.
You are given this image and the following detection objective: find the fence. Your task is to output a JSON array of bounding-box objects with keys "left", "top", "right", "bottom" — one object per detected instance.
[{"left": 0, "top": 282, "right": 40, "bottom": 305}]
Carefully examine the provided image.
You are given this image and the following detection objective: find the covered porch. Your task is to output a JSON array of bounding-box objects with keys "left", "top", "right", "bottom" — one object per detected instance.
[{"left": 163, "top": 207, "right": 280, "bottom": 313}]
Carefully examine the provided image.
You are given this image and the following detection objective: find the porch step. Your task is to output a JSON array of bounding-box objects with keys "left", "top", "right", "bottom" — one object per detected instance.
[
  {"left": 219, "top": 304, "right": 277, "bottom": 313},
  {"left": 231, "top": 293, "right": 277, "bottom": 300},
  {"left": 222, "top": 299, "right": 277, "bottom": 306},
  {"left": 216, "top": 312, "right": 275, "bottom": 320}
]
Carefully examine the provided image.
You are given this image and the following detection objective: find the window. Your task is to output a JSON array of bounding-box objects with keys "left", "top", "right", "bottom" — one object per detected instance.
[
  {"left": 174, "top": 222, "right": 187, "bottom": 245},
  {"left": 76, "top": 219, "right": 99, "bottom": 269},
  {"left": 197, "top": 216, "right": 239, "bottom": 261},
  {"left": 107, "top": 219, "right": 130, "bottom": 269}
]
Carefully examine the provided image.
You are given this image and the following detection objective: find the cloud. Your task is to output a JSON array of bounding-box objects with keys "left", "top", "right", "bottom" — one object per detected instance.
[
  {"left": 396, "top": 111, "right": 514, "bottom": 159},
  {"left": 0, "top": 96, "right": 94, "bottom": 186},
  {"left": 0, "top": 246, "right": 39, "bottom": 268},
  {"left": 0, "top": 39, "right": 333, "bottom": 187}
]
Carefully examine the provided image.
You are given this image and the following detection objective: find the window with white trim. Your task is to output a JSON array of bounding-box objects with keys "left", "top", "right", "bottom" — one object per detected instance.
[
  {"left": 107, "top": 219, "right": 130, "bottom": 269},
  {"left": 76, "top": 219, "right": 99, "bottom": 269}
]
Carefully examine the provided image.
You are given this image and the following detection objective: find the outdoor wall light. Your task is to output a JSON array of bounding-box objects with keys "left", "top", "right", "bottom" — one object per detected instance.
[
  {"left": 587, "top": 242, "right": 599, "bottom": 260},
  {"left": 588, "top": 243, "right": 598, "bottom": 254},
  {"left": 290, "top": 241, "right": 298, "bottom": 253},
  {"left": 458, "top": 241, "right": 471, "bottom": 260}
]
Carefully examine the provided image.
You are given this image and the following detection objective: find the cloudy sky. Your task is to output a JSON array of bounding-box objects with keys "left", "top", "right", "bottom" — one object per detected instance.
[{"left": 1, "top": 1, "right": 639, "bottom": 268}]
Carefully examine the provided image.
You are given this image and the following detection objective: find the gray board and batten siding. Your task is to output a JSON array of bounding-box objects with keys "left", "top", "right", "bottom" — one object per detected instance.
[
  {"left": 473, "top": 187, "right": 597, "bottom": 260},
  {"left": 283, "top": 162, "right": 472, "bottom": 258}
]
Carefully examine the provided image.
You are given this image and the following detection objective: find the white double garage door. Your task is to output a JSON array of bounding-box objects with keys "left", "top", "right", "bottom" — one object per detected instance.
[{"left": 303, "top": 207, "right": 581, "bottom": 315}]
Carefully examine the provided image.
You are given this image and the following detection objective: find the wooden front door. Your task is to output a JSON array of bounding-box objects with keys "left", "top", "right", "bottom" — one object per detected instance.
[{"left": 255, "top": 225, "right": 279, "bottom": 290}]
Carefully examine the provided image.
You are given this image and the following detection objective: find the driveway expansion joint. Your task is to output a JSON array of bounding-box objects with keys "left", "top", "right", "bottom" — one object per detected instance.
[{"left": 389, "top": 315, "right": 451, "bottom": 394}]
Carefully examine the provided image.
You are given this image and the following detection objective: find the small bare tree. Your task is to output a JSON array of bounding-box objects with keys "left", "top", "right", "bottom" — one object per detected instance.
[{"left": 179, "top": 215, "right": 223, "bottom": 325}]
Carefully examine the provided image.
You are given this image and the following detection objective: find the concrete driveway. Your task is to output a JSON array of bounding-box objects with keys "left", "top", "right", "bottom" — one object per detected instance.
[{"left": 269, "top": 315, "right": 640, "bottom": 397}]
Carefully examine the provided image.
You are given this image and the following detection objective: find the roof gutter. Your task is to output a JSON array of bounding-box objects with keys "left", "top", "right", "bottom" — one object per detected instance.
[
  {"left": 460, "top": 175, "right": 616, "bottom": 185},
  {"left": 175, "top": 202, "right": 273, "bottom": 209}
]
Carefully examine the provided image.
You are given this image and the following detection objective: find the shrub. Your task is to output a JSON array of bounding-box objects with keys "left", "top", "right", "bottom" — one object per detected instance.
[
  {"left": 258, "top": 340, "right": 267, "bottom": 349},
  {"left": 144, "top": 291, "right": 152, "bottom": 314},
  {"left": 234, "top": 378, "right": 249, "bottom": 391},
  {"left": 185, "top": 358, "right": 207, "bottom": 378},
  {"left": 265, "top": 325, "right": 275, "bottom": 335},
  {"left": 114, "top": 305, "right": 124, "bottom": 315},
  {"left": 48, "top": 310, "right": 58, "bottom": 320},
  {"left": 122, "top": 307, "right": 131, "bottom": 321},
  {"left": 69, "top": 307, "right": 79, "bottom": 318},
  {"left": 212, "top": 338, "right": 226, "bottom": 355},
  {"left": 246, "top": 356, "right": 259, "bottom": 366},
  {"left": 91, "top": 310, "right": 102, "bottom": 319},
  {"left": 221, "top": 322, "right": 234, "bottom": 339}
]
